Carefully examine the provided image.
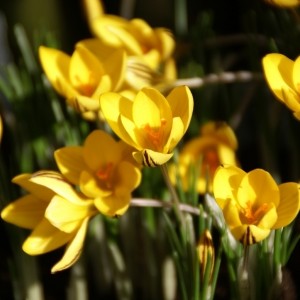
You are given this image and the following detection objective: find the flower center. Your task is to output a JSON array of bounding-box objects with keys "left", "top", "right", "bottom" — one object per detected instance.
[
  {"left": 96, "top": 162, "right": 114, "bottom": 189},
  {"left": 242, "top": 201, "right": 269, "bottom": 225},
  {"left": 75, "top": 74, "right": 97, "bottom": 97},
  {"left": 143, "top": 118, "right": 167, "bottom": 151}
]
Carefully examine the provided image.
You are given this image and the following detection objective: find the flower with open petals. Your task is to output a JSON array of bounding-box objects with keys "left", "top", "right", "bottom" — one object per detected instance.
[
  {"left": 1, "top": 172, "right": 97, "bottom": 273},
  {"left": 55, "top": 130, "right": 141, "bottom": 216},
  {"left": 100, "top": 86, "right": 194, "bottom": 167},
  {"left": 170, "top": 121, "right": 238, "bottom": 194},
  {"left": 213, "top": 165, "right": 300, "bottom": 245},
  {"left": 39, "top": 40, "right": 126, "bottom": 120},
  {"left": 262, "top": 53, "right": 300, "bottom": 120}
]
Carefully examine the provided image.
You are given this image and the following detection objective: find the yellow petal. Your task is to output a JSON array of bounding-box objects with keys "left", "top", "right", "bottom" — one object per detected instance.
[
  {"left": 133, "top": 149, "right": 173, "bottom": 167},
  {"left": 166, "top": 86, "right": 194, "bottom": 133},
  {"left": 83, "top": 0, "right": 105, "bottom": 28},
  {"left": 281, "top": 88, "right": 300, "bottom": 113},
  {"left": 51, "top": 217, "right": 89, "bottom": 273},
  {"left": 116, "top": 161, "right": 141, "bottom": 190},
  {"left": 94, "top": 192, "right": 130, "bottom": 217},
  {"left": 39, "top": 46, "right": 77, "bottom": 98},
  {"left": 154, "top": 28, "right": 175, "bottom": 61},
  {"left": 55, "top": 146, "right": 85, "bottom": 185},
  {"left": 83, "top": 130, "right": 122, "bottom": 171},
  {"left": 30, "top": 171, "right": 85, "bottom": 205},
  {"left": 223, "top": 199, "right": 242, "bottom": 229},
  {"left": 132, "top": 87, "right": 172, "bottom": 128},
  {"left": 80, "top": 170, "right": 112, "bottom": 198},
  {"left": 237, "top": 169, "right": 279, "bottom": 209},
  {"left": 69, "top": 46, "right": 104, "bottom": 96},
  {"left": 262, "top": 53, "right": 295, "bottom": 102},
  {"left": 1, "top": 194, "right": 48, "bottom": 229},
  {"left": 22, "top": 219, "right": 71, "bottom": 255},
  {"left": 12, "top": 173, "right": 55, "bottom": 201},
  {"left": 45, "top": 195, "right": 94, "bottom": 233},
  {"left": 100, "top": 92, "right": 134, "bottom": 145},
  {"left": 165, "top": 116, "right": 184, "bottom": 151},
  {"left": 273, "top": 182, "right": 300, "bottom": 229},
  {"left": 257, "top": 202, "right": 277, "bottom": 229},
  {"left": 231, "top": 225, "right": 271, "bottom": 245},
  {"left": 213, "top": 165, "right": 246, "bottom": 209},
  {"left": 92, "top": 15, "right": 143, "bottom": 55}
]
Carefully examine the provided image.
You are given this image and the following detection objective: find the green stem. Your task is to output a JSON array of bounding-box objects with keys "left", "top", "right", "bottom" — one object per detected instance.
[{"left": 160, "top": 164, "right": 184, "bottom": 225}]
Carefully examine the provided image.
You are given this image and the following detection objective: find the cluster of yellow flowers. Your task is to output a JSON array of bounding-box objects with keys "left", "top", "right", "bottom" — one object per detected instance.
[{"left": 1, "top": 0, "right": 300, "bottom": 277}]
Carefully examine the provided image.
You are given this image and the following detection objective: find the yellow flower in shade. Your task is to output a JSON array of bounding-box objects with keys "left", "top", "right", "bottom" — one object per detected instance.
[
  {"left": 54, "top": 130, "right": 141, "bottom": 216},
  {"left": 39, "top": 40, "right": 126, "bottom": 120},
  {"left": 170, "top": 121, "right": 238, "bottom": 194},
  {"left": 213, "top": 165, "right": 300, "bottom": 245},
  {"left": 262, "top": 53, "right": 300, "bottom": 120},
  {"left": 99, "top": 86, "right": 194, "bottom": 167},
  {"left": 264, "top": 0, "right": 300, "bottom": 7},
  {"left": 83, "top": 0, "right": 177, "bottom": 91},
  {"left": 197, "top": 230, "right": 215, "bottom": 281},
  {"left": 1, "top": 172, "right": 97, "bottom": 273}
]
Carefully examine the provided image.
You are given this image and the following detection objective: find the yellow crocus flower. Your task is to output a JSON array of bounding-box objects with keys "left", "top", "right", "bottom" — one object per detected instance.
[
  {"left": 170, "top": 121, "right": 238, "bottom": 194},
  {"left": 83, "top": 0, "right": 177, "bottom": 91},
  {"left": 1, "top": 172, "right": 97, "bottom": 273},
  {"left": 54, "top": 130, "right": 141, "bottom": 216},
  {"left": 39, "top": 41, "right": 126, "bottom": 120},
  {"left": 213, "top": 165, "right": 300, "bottom": 245},
  {"left": 262, "top": 53, "right": 300, "bottom": 120},
  {"left": 100, "top": 86, "right": 194, "bottom": 167}
]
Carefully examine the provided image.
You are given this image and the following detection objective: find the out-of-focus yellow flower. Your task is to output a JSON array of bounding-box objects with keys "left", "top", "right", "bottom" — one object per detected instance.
[
  {"left": 262, "top": 53, "right": 300, "bottom": 120},
  {"left": 1, "top": 172, "right": 97, "bottom": 273},
  {"left": 83, "top": 0, "right": 177, "bottom": 92},
  {"left": 100, "top": 86, "right": 194, "bottom": 167},
  {"left": 55, "top": 130, "right": 141, "bottom": 216},
  {"left": 197, "top": 230, "right": 215, "bottom": 281},
  {"left": 213, "top": 165, "right": 300, "bottom": 245},
  {"left": 264, "top": 0, "right": 300, "bottom": 8},
  {"left": 79, "top": 38, "right": 176, "bottom": 94},
  {"left": 170, "top": 121, "right": 238, "bottom": 194},
  {"left": 39, "top": 41, "right": 126, "bottom": 120}
]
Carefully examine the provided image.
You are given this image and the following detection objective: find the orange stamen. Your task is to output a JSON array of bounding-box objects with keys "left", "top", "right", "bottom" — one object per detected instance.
[
  {"left": 242, "top": 202, "right": 269, "bottom": 225},
  {"left": 96, "top": 162, "right": 114, "bottom": 185},
  {"left": 75, "top": 74, "right": 97, "bottom": 97},
  {"left": 143, "top": 118, "right": 167, "bottom": 151}
]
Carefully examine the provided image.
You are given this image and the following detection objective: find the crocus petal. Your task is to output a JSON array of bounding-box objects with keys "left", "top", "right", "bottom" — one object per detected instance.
[
  {"left": 116, "top": 161, "right": 141, "bottom": 190},
  {"left": 132, "top": 88, "right": 172, "bottom": 128},
  {"left": 133, "top": 149, "right": 173, "bottom": 167},
  {"left": 273, "top": 182, "right": 300, "bottom": 229},
  {"left": 45, "top": 195, "right": 94, "bottom": 233},
  {"left": 257, "top": 203, "right": 277, "bottom": 229},
  {"left": 12, "top": 173, "right": 54, "bottom": 201},
  {"left": 100, "top": 92, "right": 134, "bottom": 145},
  {"left": 231, "top": 225, "right": 271, "bottom": 245},
  {"left": 223, "top": 199, "right": 242, "bottom": 228},
  {"left": 1, "top": 194, "right": 48, "bottom": 229},
  {"left": 165, "top": 116, "right": 184, "bottom": 151},
  {"left": 55, "top": 146, "right": 85, "bottom": 185},
  {"left": 213, "top": 165, "right": 246, "bottom": 209},
  {"left": 51, "top": 217, "right": 90, "bottom": 273},
  {"left": 30, "top": 171, "right": 86, "bottom": 205},
  {"left": 23, "top": 219, "right": 72, "bottom": 255},
  {"left": 94, "top": 192, "right": 130, "bottom": 217},
  {"left": 80, "top": 170, "right": 112, "bottom": 198},
  {"left": 154, "top": 28, "right": 175, "bottom": 61},
  {"left": 83, "top": 130, "right": 122, "bottom": 171},
  {"left": 167, "top": 86, "right": 193, "bottom": 133},
  {"left": 39, "top": 46, "right": 77, "bottom": 98},
  {"left": 292, "top": 56, "right": 300, "bottom": 91},
  {"left": 262, "top": 53, "right": 295, "bottom": 102},
  {"left": 237, "top": 169, "right": 279, "bottom": 209}
]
